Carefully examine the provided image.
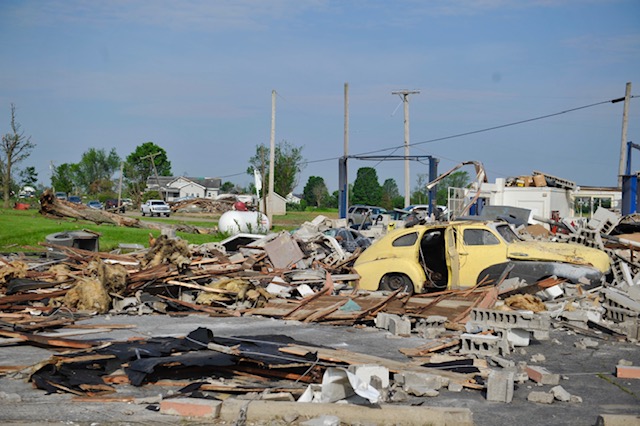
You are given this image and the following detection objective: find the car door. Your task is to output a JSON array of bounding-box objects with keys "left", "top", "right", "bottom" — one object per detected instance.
[{"left": 456, "top": 224, "right": 509, "bottom": 286}]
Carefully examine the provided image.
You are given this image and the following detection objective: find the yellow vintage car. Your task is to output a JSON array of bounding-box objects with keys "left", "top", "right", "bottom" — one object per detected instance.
[{"left": 353, "top": 220, "right": 611, "bottom": 294}]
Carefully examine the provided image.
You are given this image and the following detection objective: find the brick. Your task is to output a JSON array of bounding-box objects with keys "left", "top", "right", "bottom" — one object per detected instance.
[
  {"left": 160, "top": 397, "right": 222, "bottom": 418},
  {"left": 486, "top": 370, "right": 514, "bottom": 403},
  {"left": 526, "top": 365, "right": 560, "bottom": 385},
  {"left": 616, "top": 365, "right": 640, "bottom": 379}
]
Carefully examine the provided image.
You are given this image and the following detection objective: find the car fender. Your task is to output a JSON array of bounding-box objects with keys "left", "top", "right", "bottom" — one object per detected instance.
[
  {"left": 354, "top": 257, "right": 426, "bottom": 292},
  {"left": 478, "top": 260, "right": 605, "bottom": 288}
]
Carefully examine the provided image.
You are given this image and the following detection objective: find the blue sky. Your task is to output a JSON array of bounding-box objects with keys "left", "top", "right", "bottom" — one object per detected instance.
[{"left": 1, "top": 0, "right": 639, "bottom": 194}]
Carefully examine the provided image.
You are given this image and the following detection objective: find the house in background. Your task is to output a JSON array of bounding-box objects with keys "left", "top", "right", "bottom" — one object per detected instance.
[{"left": 145, "top": 176, "right": 222, "bottom": 201}]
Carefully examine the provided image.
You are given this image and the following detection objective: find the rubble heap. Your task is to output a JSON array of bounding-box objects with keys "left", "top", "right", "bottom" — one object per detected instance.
[{"left": 1, "top": 208, "right": 640, "bottom": 424}]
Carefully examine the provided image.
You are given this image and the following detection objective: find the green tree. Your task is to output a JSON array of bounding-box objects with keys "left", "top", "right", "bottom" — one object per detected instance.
[
  {"left": 75, "top": 148, "right": 120, "bottom": 195},
  {"left": 19, "top": 166, "right": 38, "bottom": 188},
  {"left": 220, "top": 181, "right": 236, "bottom": 193},
  {"left": 247, "top": 140, "right": 305, "bottom": 197},
  {"left": 381, "top": 178, "right": 399, "bottom": 210},
  {"left": 303, "top": 176, "right": 330, "bottom": 207},
  {"left": 436, "top": 171, "right": 470, "bottom": 205},
  {"left": 1, "top": 104, "right": 35, "bottom": 207},
  {"left": 351, "top": 167, "right": 382, "bottom": 206},
  {"left": 124, "top": 142, "right": 172, "bottom": 205},
  {"left": 51, "top": 163, "right": 78, "bottom": 195}
]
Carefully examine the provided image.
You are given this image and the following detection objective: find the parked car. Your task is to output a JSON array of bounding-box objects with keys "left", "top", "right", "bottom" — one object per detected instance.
[
  {"left": 141, "top": 199, "right": 171, "bottom": 217},
  {"left": 67, "top": 196, "right": 82, "bottom": 204},
  {"left": 121, "top": 198, "right": 133, "bottom": 208},
  {"left": 347, "top": 205, "right": 387, "bottom": 229},
  {"left": 353, "top": 220, "right": 611, "bottom": 294},
  {"left": 54, "top": 192, "right": 67, "bottom": 201},
  {"left": 104, "top": 199, "right": 126, "bottom": 213},
  {"left": 86, "top": 200, "right": 103, "bottom": 210}
]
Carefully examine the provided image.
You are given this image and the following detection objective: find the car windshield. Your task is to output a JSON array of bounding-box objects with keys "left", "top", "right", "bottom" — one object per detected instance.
[{"left": 496, "top": 224, "right": 521, "bottom": 243}]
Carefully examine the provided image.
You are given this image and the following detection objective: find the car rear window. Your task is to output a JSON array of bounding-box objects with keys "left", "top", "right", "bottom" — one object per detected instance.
[{"left": 393, "top": 232, "right": 418, "bottom": 247}]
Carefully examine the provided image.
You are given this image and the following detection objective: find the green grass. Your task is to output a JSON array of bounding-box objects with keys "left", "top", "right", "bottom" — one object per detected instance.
[
  {"left": 0, "top": 207, "right": 339, "bottom": 253},
  {"left": 0, "top": 208, "right": 220, "bottom": 252}
]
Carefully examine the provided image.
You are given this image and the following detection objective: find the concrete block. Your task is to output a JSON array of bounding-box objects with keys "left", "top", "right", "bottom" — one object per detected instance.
[
  {"left": 486, "top": 370, "right": 514, "bottom": 403},
  {"left": 550, "top": 385, "right": 571, "bottom": 402},
  {"left": 527, "top": 391, "right": 554, "bottom": 404},
  {"left": 160, "top": 397, "right": 222, "bottom": 418},
  {"left": 506, "top": 328, "right": 531, "bottom": 347},
  {"left": 616, "top": 365, "right": 640, "bottom": 379},
  {"left": 470, "top": 308, "right": 550, "bottom": 340},
  {"left": 459, "top": 333, "right": 508, "bottom": 356},
  {"left": 622, "top": 320, "right": 640, "bottom": 341},
  {"left": 348, "top": 364, "right": 390, "bottom": 389},
  {"left": 389, "top": 315, "right": 411, "bottom": 336},
  {"left": 595, "top": 414, "right": 640, "bottom": 426},
  {"left": 401, "top": 372, "right": 449, "bottom": 390},
  {"left": 415, "top": 315, "right": 447, "bottom": 338},
  {"left": 602, "top": 288, "right": 640, "bottom": 323},
  {"left": 526, "top": 365, "right": 560, "bottom": 385}
]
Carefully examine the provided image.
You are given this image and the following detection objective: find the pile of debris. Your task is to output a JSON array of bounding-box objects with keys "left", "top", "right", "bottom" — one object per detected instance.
[
  {"left": 506, "top": 171, "right": 576, "bottom": 190},
  {"left": 169, "top": 197, "right": 238, "bottom": 214},
  {"left": 2, "top": 206, "right": 640, "bottom": 422}
]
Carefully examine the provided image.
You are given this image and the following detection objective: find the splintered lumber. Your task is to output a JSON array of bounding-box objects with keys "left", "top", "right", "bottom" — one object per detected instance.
[
  {"left": 280, "top": 344, "right": 474, "bottom": 387},
  {"left": 0, "top": 329, "right": 98, "bottom": 349},
  {"left": 246, "top": 289, "right": 486, "bottom": 324},
  {"left": 0, "top": 289, "right": 69, "bottom": 309},
  {"left": 157, "top": 295, "right": 235, "bottom": 315},
  {"left": 399, "top": 338, "right": 461, "bottom": 357}
]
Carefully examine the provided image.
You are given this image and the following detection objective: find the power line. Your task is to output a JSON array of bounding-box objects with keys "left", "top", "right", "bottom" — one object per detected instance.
[{"left": 218, "top": 96, "right": 630, "bottom": 180}]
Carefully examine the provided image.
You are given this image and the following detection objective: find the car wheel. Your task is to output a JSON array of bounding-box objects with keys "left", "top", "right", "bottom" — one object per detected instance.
[
  {"left": 379, "top": 273, "right": 414, "bottom": 294},
  {"left": 141, "top": 211, "right": 145, "bottom": 216},
  {"left": 165, "top": 213, "right": 170, "bottom": 217}
]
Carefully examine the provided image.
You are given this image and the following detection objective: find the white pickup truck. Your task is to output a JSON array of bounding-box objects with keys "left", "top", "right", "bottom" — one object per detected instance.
[{"left": 140, "top": 199, "right": 171, "bottom": 217}]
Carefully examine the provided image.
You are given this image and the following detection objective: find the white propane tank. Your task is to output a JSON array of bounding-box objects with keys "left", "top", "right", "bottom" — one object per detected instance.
[{"left": 218, "top": 210, "right": 270, "bottom": 235}]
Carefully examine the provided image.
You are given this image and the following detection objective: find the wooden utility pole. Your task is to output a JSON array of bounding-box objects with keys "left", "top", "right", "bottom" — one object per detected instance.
[
  {"left": 117, "top": 161, "right": 124, "bottom": 206},
  {"left": 141, "top": 152, "right": 163, "bottom": 200},
  {"left": 267, "top": 90, "right": 276, "bottom": 225},
  {"left": 618, "top": 82, "right": 633, "bottom": 188},
  {"left": 344, "top": 82, "right": 349, "bottom": 210},
  {"left": 392, "top": 90, "right": 420, "bottom": 207}
]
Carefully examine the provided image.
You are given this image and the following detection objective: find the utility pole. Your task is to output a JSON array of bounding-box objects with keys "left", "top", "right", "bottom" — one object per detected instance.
[
  {"left": 267, "top": 90, "right": 276, "bottom": 226},
  {"left": 342, "top": 82, "right": 350, "bottom": 217},
  {"left": 141, "top": 152, "right": 163, "bottom": 200},
  {"left": 618, "top": 82, "right": 633, "bottom": 188},
  {"left": 117, "top": 161, "right": 124, "bottom": 206},
  {"left": 392, "top": 90, "right": 420, "bottom": 207}
]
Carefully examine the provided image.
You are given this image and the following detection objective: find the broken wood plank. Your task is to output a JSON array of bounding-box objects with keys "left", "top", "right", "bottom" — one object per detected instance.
[
  {"left": 0, "top": 329, "right": 98, "bottom": 349},
  {"left": 279, "top": 344, "right": 473, "bottom": 386}
]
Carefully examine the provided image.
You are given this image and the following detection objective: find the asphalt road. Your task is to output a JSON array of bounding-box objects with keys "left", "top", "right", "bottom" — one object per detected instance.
[{"left": 0, "top": 314, "right": 639, "bottom": 425}]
